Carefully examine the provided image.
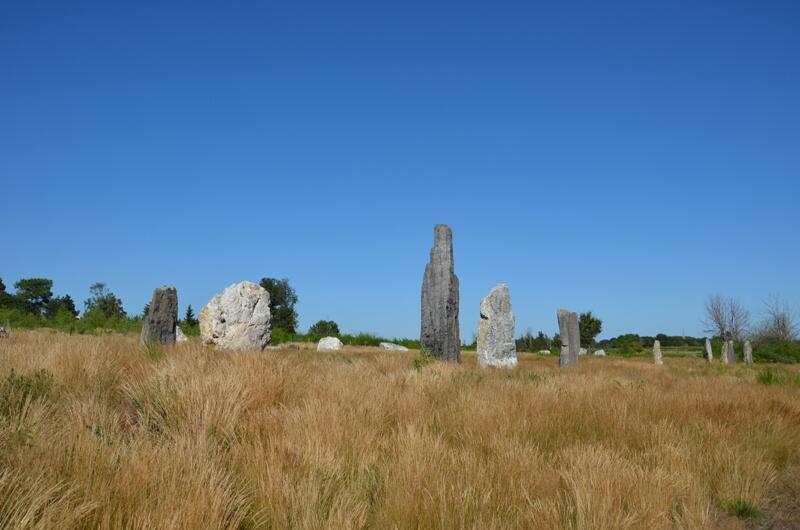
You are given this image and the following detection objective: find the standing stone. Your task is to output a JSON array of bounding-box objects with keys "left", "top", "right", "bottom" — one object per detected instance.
[
  {"left": 744, "top": 340, "right": 753, "bottom": 365},
  {"left": 200, "top": 281, "right": 271, "bottom": 351},
  {"left": 420, "top": 224, "right": 460, "bottom": 362},
  {"left": 720, "top": 341, "right": 729, "bottom": 365},
  {"left": 557, "top": 309, "right": 579, "bottom": 367},
  {"left": 476, "top": 284, "right": 517, "bottom": 368},
  {"left": 705, "top": 338, "right": 713, "bottom": 363},
  {"left": 141, "top": 286, "right": 178, "bottom": 345},
  {"left": 593, "top": 349, "right": 606, "bottom": 356},
  {"left": 653, "top": 339, "right": 663, "bottom": 365},
  {"left": 175, "top": 326, "right": 188, "bottom": 343},
  {"left": 727, "top": 339, "right": 736, "bottom": 364}
]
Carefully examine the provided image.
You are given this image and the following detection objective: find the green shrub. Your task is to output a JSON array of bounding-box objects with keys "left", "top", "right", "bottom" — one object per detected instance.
[
  {"left": 413, "top": 350, "right": 436, "bottom": 372},
  {"left": 756, "top": 367, "right": 800, "bottom": 387},
  {"left": 753, "top": 339, "right": 800, "bottom": 364},
  {"left": 0, "top": 369, "right": 55, "bottom": 417},
  {"left": 717, "top": 498, "right": 763, "bottom": 521}
]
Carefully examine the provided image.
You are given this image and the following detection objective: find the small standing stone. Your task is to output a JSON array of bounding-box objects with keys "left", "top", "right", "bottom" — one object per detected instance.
[
  {"left": 317, "top": 336, "right": 343, "bottom": 351},
  {"left": 420, "top": 224, "right": 461, "bottom": 362},
  {"left": 720, "top": 341, "right": 729, "bottom": 364},
  {"left": 744, "top": 340, "right": 753, "bottom": 365},
  {"left": 653, "top": 339, "right": 663, "bottom": 365},
  {"left": 727, "top": 339, "right": 736, "bottom": 364},
  {"left": 476, "top": 284, "right": 517, "bottom": 369},
  {"left": 175, "top": 326, "right": 188, "bottom": 343},
  {"left": 141, "top": 286, "right": 178, "bottom": 345},
  {"left": 593, "top": 349, "right": 606, "bottom": 356},
  {"left": 557, "top": 309, "right": 579, "bottom": 367},
  {"left": 705, "top": 338, "right": 713, "bottom": 363}
]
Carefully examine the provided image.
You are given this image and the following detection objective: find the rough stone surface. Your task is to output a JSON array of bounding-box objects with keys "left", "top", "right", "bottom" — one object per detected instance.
[
  {"left": 200, "top": 282, "right": 271, "bottom": 351},
  {"left": 727, "top": 339, "right": 736, "bottom": 364},
  {"left": 476, "top": 284, "right": 517, "bottom": 369},
  {"left": 579, "top": 348, "right": 588, "bottom": 356},
  {"left": 653, "top": 340, "right": 663, "bottom": 365},
  {"left": 380, "top": 342, "right": 409, "bottom": 351},
  {"left": 317, "top": 336, "right": 343, "bottom": 351},
  {"left": 141, "top": 286, "right": 178, "bottom": 345},
  {"left": 721, "top": 341, "right": 729, "bottom": 364},
  {"left": 705, "top": 338, "right": 713, "bottom": 363},
  {"left": 593, "top": 349, "right": 606, "bottom": 356},
  {"left": 420, "top": 224, "right": 461, "bottom": 362},
  {"left": 744, "top": 340, "right": 753, "bottom": 365},
  {"left": 557, "top": 309, "right": 579, "bottom": 367},
  {"left": 175, "top": 326, "right": 188, "bottom": 343},
  {"left": 538, "top": 350, "right": 551, "bottom": 355}
]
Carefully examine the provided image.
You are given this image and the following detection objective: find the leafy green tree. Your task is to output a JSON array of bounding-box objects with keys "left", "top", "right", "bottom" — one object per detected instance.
[
  {"left": 13, "top": 278, "right": 53, "bottom": 315},
  {"left": 184, "top": 305, "right": 198, "bottom": 327},
  {"left": 308, "top": 320, "right": 339, "bottom": 337},
  {"left": 84, "top": 283, "right": 126, "bottom": 319},
  {"left": 45, "top": 295, "right": 78, "bottom": 319},
  {"left": 259, "top": 278, "right": 298, "bottom": 333},
  {"left": 579, "top": 311, "right": 603, "bottom": 347}
]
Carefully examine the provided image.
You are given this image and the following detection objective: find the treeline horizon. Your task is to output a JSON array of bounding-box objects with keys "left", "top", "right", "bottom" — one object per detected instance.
[{"left": 1, "top": 276, "right": 798, "bottom": 363}]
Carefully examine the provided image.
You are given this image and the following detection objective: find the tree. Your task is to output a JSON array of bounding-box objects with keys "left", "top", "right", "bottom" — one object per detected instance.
[
  {"left": 259, "top": 278, "right": 298, "bottom": 333},
  {"left": 141, "top": 303, "right": 150, "bottom": 318},
  {"left": 13, "top": 278, "right": 53, "bottom": 315},
  {"left": 579, "top": 311, "right": 603, "bottom": 347},
  {"left": 84, "top": 282, "right": 126, "bottom": 319},
  {"left": 754, "top": 295, "right": 797, "bottom": 342},
  {"left": 308, "top": 319, "right": 339, "bottom": 337},
  {"left": 184, "top": 305, "right": 198, "bottom": 327},
  {"left": 45, "top": 295, "right": 78, "bottom": 319},
  {"left": 703, "top": 294, "right": 750, "bottom": 341}
]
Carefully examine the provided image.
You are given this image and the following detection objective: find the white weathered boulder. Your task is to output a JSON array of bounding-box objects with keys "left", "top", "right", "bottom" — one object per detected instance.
[
  {"left": 705, "top": 338, "right": 713, "bottom": 363},
  {"left": 593, "top": 349, "right": 606, "bottom": 356},
  {"left": 579, "top": 348, "right": 587, "bottom": 356},
  {"left": 537, "top": 350, "right": 551, "bottom": 355},
  {"left": 380, "top": 342, "right": 409, "bottom": 351},
  {"left": 317, "top": 336, "right": 343, "bottom": 351},
  {"left": 175, "top": 325, "right": 188, "bottom": 343},
  {"left": 200, "top": 282, "right": 271, "bottom": 351},
  {"left": 477, "top": 284, "right": 517, "bottom": 368}
]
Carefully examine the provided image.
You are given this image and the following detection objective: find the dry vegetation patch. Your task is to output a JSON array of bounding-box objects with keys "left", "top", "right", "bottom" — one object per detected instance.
[{"left": 1, "top": 330, "right": 798, "bottom": 529}]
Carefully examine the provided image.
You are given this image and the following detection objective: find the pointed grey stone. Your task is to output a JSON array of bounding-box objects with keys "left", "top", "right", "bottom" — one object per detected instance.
[
  {"left": 744, "top": 340, "right": 753, "bottom": 365},
  {"left": 175, "top": 325, "right": 188, "bottom": 343},
  {"left": 705, "top": 338, "right": 713, "bottom": 363},
  {"left": 557, "top": 309, "right": 579, "bottom": 367},
  {"left": 420, "top": 224, "right": 461, "bottom": 362},
  {"left": 477, "top": 284, "right": 517, "bottom": 369},
  {"left": 721, "top": 341, "right": 729, "bottom": 364},
  {"left": 653, "top": 339, "right": 663, "bottom": 365},
  {"left": 200, "top": 281, "right": 271, "bottom": 351},
  {"left": 141, "top": 286, "right": 178, "bottom": 345},
  {"left": 727, "top": 339, "right": 736, "bottom": 363}
]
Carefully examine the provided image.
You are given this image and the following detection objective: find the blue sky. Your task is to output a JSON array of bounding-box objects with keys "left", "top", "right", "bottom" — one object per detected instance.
[{"left": 2, "top": 1, "right": 798, "bottom": 340}]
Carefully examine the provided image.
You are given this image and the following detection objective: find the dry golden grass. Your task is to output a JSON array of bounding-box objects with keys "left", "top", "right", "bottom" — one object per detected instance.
[{"left": 1, "top": 330, "right": 799, "bottom": 529}]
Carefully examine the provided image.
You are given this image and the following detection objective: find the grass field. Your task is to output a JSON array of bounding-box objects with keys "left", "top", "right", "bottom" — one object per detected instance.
[{"left": 1, "top": 330, "right": 799, "bottom": 529}]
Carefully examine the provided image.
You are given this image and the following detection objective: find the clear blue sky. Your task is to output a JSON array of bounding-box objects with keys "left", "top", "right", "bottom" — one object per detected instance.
[{"left": 2, "top": 1, "right": 798, "bottom": 340}]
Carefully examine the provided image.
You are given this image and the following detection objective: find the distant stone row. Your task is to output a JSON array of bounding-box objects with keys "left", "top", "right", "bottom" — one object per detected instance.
[{"left": 141, "top": 224, "right": 755, "bottom": 368}]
